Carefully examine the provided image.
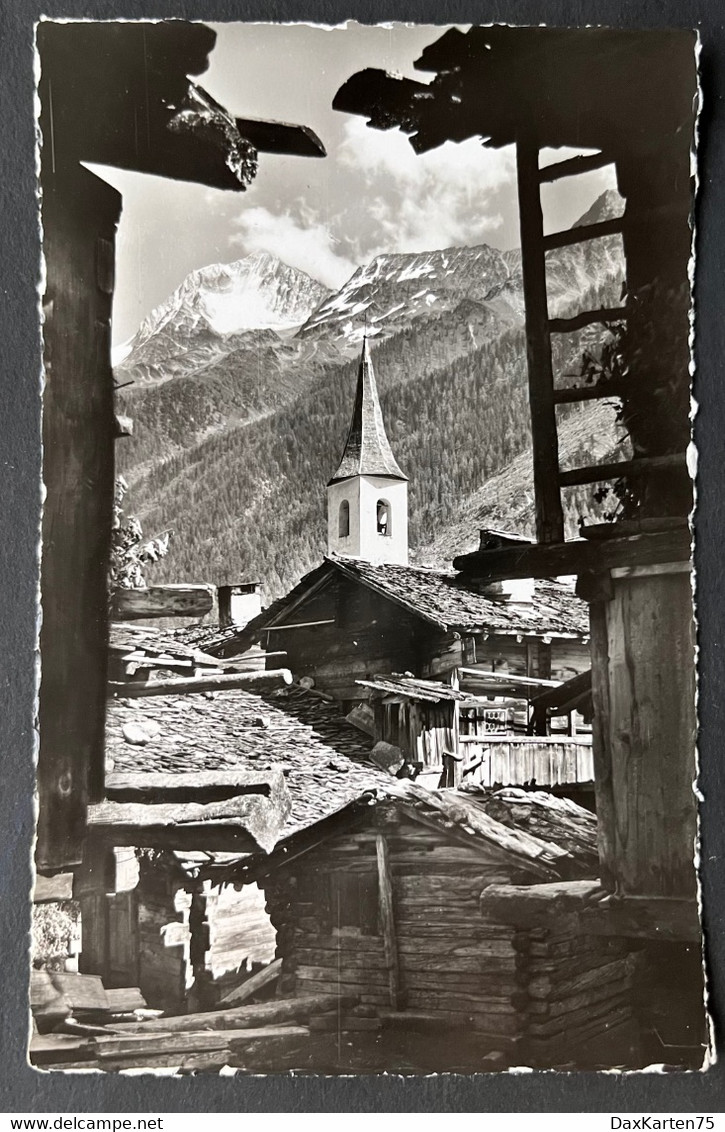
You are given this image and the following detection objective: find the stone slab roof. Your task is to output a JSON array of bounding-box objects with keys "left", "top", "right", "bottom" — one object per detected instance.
[{"left": 106, "top": 685, "right": 390, "bottom": 840}]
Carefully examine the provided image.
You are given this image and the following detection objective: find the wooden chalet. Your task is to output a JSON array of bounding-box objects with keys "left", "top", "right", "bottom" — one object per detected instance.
[
  {"left": 213, "top": 555, "right": 590, "bottom": 705},
  {"left": 333, "top": 24, "right": 704, "bottom": 1064},
  {"left": 186, "top": 783, "right": 656, "bottom": 1071}
]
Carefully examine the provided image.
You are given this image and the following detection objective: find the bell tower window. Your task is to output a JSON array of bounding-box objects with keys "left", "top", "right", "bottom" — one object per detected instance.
[
  {"left": 339, "top": 500, "right": 350, "bottom": 538},
  {"left": 377, "top": 499, "right": 391, "bottom": 536}
]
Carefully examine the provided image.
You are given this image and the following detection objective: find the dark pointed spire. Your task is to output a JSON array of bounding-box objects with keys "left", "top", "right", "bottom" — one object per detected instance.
[{"left": 327, "top": 337, "right": 408, "bottom": 486}]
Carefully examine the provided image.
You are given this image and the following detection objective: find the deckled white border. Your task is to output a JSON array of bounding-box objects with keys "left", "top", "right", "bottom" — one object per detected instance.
[{"left": 29, "top": 16, "right": 710, "bottom": 1081}]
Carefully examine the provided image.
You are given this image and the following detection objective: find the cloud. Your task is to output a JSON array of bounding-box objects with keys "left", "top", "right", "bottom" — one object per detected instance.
[
  {"left": 336, "top": 117, "right": 515, "bottom": 259},
  {"left": 230, "top": 205, "right": 356, "bottom": 289}
]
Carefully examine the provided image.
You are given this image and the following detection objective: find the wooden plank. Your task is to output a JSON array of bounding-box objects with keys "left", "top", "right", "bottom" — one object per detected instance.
[
  {"left": 559, "top": 452, "right": 686, "bottom": 488},
  {"left": 452, "top": 526, "right": 692, "bottom": 581},
  {"left": 537, "top": 152, "right": 613, "bottom": 183},
  {"left": 31, "top": 971, "right": 108, "bottom": 1014},
  {"left": 33, "top": 872, "right": 74, "bottom": 903},
  {"left": 376, "top": 831, "right": 402, "bottom": 1010},
  {"left": 108, "top": 667, "right": 293, "bottom": 698},
  {"left": 95, "top": 1025, "right": 308, "bottom": 1059},
  {"left": 112, "top": 994, "right": 356, "bottom": 1034},
  {"left": 610, "top": 562, "right": 691, "bottom": 579},
  {"left": 516, "top": 135, "right": 564, "bottom": 544},
  {"left": 111, "top": 584, "right": 215, "bottom": 621},
  {"left": 543, "top": 216, "right": 624, "bottom": 251},
  {"left": 549, "top": 307, "right": 627, "bottom": 334},
  {"left": 218, "top": 958, "right": 282, "bottom": 1007},
  {"left": 105, "top": 987, "right": 147, "bottom": 1013},
  {"left": 29, "top": 1033, "right": 95, "bottom": 1066}
]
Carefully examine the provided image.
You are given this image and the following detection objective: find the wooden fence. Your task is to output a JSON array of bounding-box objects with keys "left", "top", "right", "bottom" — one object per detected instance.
[{"left": 460, "top": 735, "right": 594, "bottom": 788}]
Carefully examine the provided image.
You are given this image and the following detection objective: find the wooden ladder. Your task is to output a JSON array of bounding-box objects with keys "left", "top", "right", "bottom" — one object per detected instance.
[{"left": 515, "top": 139, "right": 683, "bottom": 544}]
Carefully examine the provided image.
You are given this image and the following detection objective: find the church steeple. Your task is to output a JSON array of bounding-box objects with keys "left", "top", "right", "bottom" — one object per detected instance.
[
  {"left": 327, "top": 337, "right": 408, "bottom": 565},
  {"left": 328, "top": 337, "right": 407, "bottom": 486}
]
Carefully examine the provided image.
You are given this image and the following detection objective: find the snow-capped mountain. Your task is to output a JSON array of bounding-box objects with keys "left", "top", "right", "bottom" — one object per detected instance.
[
  {"left": 299, "top": 189, "right": 625, "bottom": 349},
  {"left": 115, "top": 252, "right": 330, "bottom": 385},
  {"left": 299, "top": 243, "right": 524, "bottom": 349}
]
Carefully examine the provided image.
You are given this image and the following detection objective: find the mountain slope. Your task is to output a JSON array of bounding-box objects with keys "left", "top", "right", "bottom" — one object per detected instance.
[{"left": 116, "top": 191, "right": 626, "bottom": 599}]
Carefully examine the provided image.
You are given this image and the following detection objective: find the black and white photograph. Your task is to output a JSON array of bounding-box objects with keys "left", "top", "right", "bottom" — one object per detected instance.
[{"left": 29, "top": 17, "right": 707, "bottom": 1077}]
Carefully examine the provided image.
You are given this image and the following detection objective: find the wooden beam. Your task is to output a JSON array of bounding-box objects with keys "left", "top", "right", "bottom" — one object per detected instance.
[
  {"left": 87, "top": 791, "right": 289, "bottom": 854},
  {"left": 264, "top": 619, "right": 335, "bottom": 631},
  {"left": 516, "top": 136, "right": 564, "bottom": 544},
  {"left": 559, "top": 452, "right": 686, "bottom": 488},
  {"left": 108, "top": 668, "right": 293, "bottom": 698},
  {"left": 111, "top": 584, "right": 215, "bottom": 621},
  {"left": 553, "top": 381, "right": 624, "bottom": 405},
  {"left": 105, "top": 769, "right": 285, "bottom": 803},
  {"left": 578, "top": 895, "right": 701, "bottom": 942},
  {"left": 610, "top": 561, "right": 691, "bottom": 580},
  {"left": 459, "top": 667, "right": 560, "bottom": 688},
  {"left": 218, "top": 958, "right": 282, "bottom": 1008},
  {"left": 581, "top": 517, "right": 687, "bottom": 540},
  {"left": 375, "top": 832, "right": 403, "bottom": 1010},
  {"left": 543, "top": 216, "right": 624, "bottom": 252},
  {"left": 111, "top": 994, "right": 357, "bottom": 1034},
  {"left": 452, "top": 527, "right": 691, "bottom": 581},
  {"left": 549, "top": 306, "right": 627, "bottom": 334},
  {"left": 537, "top": 152, "right": 613, "bottom": 183},
  {"left": 33, "top": 872, "right": 75, "bottom": 903}
]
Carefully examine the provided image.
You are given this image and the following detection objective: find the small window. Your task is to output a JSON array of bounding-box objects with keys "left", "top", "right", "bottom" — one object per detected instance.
[
  {"left": 376, "top": 499, "right": 391, "bottom": 536},
  {"left": 339, "top": 500, "right": 350, "bottom": 538}
]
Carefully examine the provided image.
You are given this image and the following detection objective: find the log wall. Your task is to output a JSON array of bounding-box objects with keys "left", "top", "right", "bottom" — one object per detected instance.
[
  {"left": 267, "top": 576, "right": 444, "bottom": 703},
  {"left": 514, "top": 928, "right": 641, "bottom": 1067},
  {"left": 262, "top": 814, "right": 537, "bottom": 1043}
]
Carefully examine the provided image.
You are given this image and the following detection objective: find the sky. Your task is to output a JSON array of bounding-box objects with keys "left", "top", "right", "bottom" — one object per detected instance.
[{"left": 89, "top": 21, "right": 617, "bottom": 348}]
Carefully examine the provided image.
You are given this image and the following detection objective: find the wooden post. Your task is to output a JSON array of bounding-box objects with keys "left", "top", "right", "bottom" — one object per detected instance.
[
  {"left": 589, "top": 570, "right": 697, "bottom": 897},
  {"left": 515, "top": 135, "right": 564, "bottom": 545},
  {"left": 37, "top": 166, "right": 121, "bottom": 869},
  {"left": 74, "top": 835, "right": 116, "bottom": 980},
  {"left": 375, "top": 832, "right": 402, "bottom": 1010}
]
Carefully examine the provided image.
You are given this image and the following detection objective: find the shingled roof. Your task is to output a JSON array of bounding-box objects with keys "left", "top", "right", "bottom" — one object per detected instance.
[
  {"left": 109, "top": 623, "right": 222, "bottom": 679},
  {"left": 200, "top": 556, "right": 589, "bottom": 659},
  {"left": 106, "top": 685, "right": 390, "bottom": 839},
  {"left": 327, "top": 338, "right": 407, "bottom": 485},
  {"left": 207, "top": 780, "right": 599, "bottom": 886}
]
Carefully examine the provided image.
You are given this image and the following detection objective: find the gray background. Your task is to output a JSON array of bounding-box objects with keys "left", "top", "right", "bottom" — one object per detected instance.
[{"left": 2, "top": 0, "right": 724, "bottom": 1112}]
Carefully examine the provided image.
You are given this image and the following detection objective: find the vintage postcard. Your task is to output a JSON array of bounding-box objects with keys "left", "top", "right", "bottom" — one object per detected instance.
[{"left": 31, "top": 19, "right": 707, "bottom": 1076}]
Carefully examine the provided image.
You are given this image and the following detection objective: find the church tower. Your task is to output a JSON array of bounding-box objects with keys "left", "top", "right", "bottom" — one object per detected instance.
[{"left": 327, "top": 338, "right": 408, "bottom": 565}]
